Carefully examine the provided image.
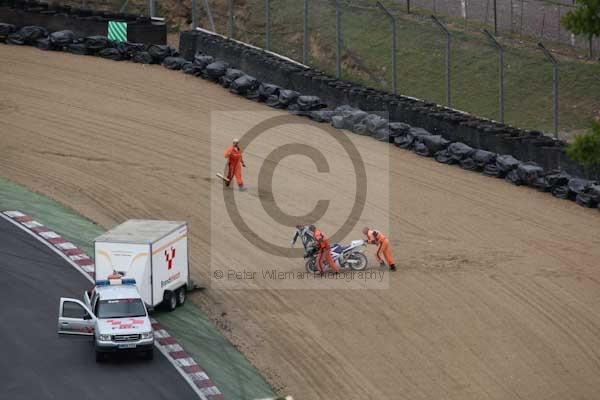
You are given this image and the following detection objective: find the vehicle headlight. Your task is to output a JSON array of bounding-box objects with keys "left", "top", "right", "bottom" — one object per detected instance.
[
  {"left": 98, "top": 334, "right": 111, "bottom": 341},
  {"left": 141, "top": 331, "right": 153, "bottom": 339}
]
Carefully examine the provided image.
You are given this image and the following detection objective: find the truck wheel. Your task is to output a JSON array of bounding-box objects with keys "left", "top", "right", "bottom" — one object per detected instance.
[
  {"left": 165, "top": 291, "right": 177, "bottom": 311},
  {"left": 176, "top": 287, "right": 186, "bottom": 306},
  {"left": 95, "top": 350, "right": 106, "bottom": 363},
  {"left": 144, "top": 349, "right": 154, "bottom": 361}
]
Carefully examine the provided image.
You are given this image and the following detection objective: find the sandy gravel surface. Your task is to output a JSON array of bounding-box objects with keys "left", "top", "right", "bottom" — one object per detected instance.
[{"left": 2, "top": 45, "right": 600, "bottom": 400}]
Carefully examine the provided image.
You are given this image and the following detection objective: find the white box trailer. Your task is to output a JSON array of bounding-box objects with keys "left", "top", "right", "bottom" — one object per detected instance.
[{"left": 94, "top": 220, "right": 189, "bottom": 311}]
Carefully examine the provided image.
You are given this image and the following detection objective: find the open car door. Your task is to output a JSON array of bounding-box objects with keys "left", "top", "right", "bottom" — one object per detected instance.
[{"left": 57, "top": 297, "right": 95, "bottom": 335}]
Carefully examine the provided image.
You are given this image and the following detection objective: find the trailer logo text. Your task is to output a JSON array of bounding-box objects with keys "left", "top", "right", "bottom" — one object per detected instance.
[
  {"left": 164, "top": 247, "right": 176, "bottom": 270},
  {"left": 161, "top": 272, "right": 181, "bottom": 288}
]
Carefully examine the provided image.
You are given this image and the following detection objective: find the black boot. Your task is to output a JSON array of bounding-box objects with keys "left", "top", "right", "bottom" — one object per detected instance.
[{"left": 389, "top": 264, "right": 397, "bottom": 272}]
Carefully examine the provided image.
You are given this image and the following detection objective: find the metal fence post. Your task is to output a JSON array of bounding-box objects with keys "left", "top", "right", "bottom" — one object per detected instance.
[
  {"left": 228, "top": 0, "right": 234, "bottom": 38},
  {"left": 204, "top": 0, "right": 216, "bottom": 32},
  {"left": 493, "top": 0, "right": 497, "bottom": 35},
  {"left": 147, "top": 0, "right": 154, "bottom": 17},
  {"left": 335, "top": 0, "right": 341, "bottom": 78},
  {"left": 510, "top": 0, "right": 514, "bottom": 32},
  {"left": 431, "top": 15, "right": 451, "bottom": 107},
  {"left": 538, "top": 42, "right": 559, "bottom": 139},
  {"left": 540, "top": 12, "right": 546, "bottom": 39},
  {"left": 376, "top": 2, "right": 397, "bottom": 95},
  {"left": 557, "top": 5, "right": 561, "bottom": 42},
  {"left": 485, "top": 0, "right": 489, "bottom": 25},
  {"left": 192, "top": 0, "right": 198, "bottom": 29},
  {"left": 303, "top": 0, "right": 309, "bottom": 64},
  {"left": 483, "top": 29, "right": 504, "bottom": 123},
  {"left": 519, "top": 0, "right": 524, "bottom": 37},
  {"left": 266, "top": 0, "right": 271, "bottom": 50}
]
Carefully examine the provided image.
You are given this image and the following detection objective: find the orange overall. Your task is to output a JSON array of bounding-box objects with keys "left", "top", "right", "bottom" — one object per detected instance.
[
  {"left": 314, "top": 229, "right": 339, "bottom": 273},
  {"left": 367, "top": 229, "right": 395, "bottom": 267},
  {"left": 224, "top": 145, "right": 244, "bottom": 187}
]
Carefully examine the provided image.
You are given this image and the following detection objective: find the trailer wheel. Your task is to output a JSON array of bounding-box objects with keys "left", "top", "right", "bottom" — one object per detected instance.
[
  {"left": 165, "top": 291, "right": 177, "bottom": 311},
  {"left": 176, "top": 287, "right": 186, "bottom": 306}
]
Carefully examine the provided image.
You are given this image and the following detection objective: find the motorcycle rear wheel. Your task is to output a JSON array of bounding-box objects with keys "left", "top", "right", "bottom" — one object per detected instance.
[{"left": 347, "top": 253, "right": 368, "bottom": 271}]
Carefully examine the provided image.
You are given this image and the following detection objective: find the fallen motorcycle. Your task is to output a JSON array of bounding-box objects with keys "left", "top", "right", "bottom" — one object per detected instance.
[{"left": 305, "top": 240, "right": 368, "bottom": 273}]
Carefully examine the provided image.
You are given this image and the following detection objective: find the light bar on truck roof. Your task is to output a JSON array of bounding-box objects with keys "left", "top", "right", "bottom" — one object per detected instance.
[{"left": 95, "top": 278, "right": 136, "bottom": 286}]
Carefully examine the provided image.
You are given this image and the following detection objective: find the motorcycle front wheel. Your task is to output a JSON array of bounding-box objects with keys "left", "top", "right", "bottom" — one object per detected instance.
[
  {"left": 347, "top": 253, "right": 368, "bottom": 271},
  {"left": 305, "top": 258, "right": 319, "bottom": 273}
]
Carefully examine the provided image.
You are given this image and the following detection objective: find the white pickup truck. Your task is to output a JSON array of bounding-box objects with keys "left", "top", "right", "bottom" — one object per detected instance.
[{"left": 57, "top": 278, "right": 154, "bottom": 362}]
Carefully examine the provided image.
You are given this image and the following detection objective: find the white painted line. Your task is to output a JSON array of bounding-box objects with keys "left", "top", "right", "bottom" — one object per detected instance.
[
  {"left": 23, "top": 220, "right": 43, "bottom": 229},
  {"left": 81, "top": 265, "right": 95, "bottom": 273},
  {"left": 39, "top": 231, "right": 61, "bottom": 239},
  {"left": 154, "top": 341, "right": 209, "bottom": 400},
  {"left": 200, "top": 386, "right": 221, "bottom": 396},
  {"left": 69, "top": 254, "right": 91, "bottom": 261},
  {"left": 154, "top": 329, "right": 169, "bottom": 338},
  {"left": 176, "top": 357, "right": 197, "bottom": 367},
  {"left": 0, "top": 213, "right": 94, "bottom": 284},
  {"left": 194, "top": 27, "right": 309, "bottom": 68},
  {"left": 3, "top": 211, "right": 26, "bottom": 218},
  {"left": 56, "top": 242, "right": 77, "bottom": 250},
  {"left": 254, "top": 397, "right": 294, "bottom": 400},
  {"left": 189, "top": 371, "right": 210, "bottom": 381},
  {"left": 162, "top": 343, "right": 184, "bottom": 353}
]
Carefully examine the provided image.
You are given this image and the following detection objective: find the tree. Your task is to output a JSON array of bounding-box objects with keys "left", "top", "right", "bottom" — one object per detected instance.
[
  {"left": 567, "top": 122, "right": 600, "bottom": 168},
  {"left": 561, "top": 0, "right": 600, "bottom": 59}
]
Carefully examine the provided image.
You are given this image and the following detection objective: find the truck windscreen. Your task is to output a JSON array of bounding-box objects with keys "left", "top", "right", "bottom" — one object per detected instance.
[{"left": 97, "top": 299, "right": 146, "bottom": 318}]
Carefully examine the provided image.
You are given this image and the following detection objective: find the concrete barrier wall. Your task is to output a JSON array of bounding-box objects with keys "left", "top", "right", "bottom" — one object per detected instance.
[
  {"left": 0, "top": 5, "right": 166, "bottom": 44},
  {"left": 1, "top": 7, "right": 106, "bottom": 36},
  {"left": 180, "top": 29, "right": 598, "bottom": 181}
]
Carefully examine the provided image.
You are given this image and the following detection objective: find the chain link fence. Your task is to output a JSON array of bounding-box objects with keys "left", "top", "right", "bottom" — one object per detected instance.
[
  {"left": 51, "top": 0, "right": 599, "bottom": 58},
  {"left": 189, "top": 0, "right": 600, "bottom": 136},
  {"left": 39, "top": 0, "right": 600, "bottom": 135},
  {"left": 56, "top": 0, "right": 149, "bottom": 15},
  {"left": 407, "top": 0, "right": 598, "bottom": 52}
]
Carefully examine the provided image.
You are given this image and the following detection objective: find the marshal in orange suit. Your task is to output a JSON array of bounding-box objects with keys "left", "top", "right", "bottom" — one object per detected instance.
[
  {"left": 362, "top": 227, "right": 396, "bottom": 271},
  {"left": 224, "top": 138, "right": 246, "bottom": 191}
]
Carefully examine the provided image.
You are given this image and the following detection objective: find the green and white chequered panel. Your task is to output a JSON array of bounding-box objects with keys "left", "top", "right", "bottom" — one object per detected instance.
[{"left": 107, "top": 21, "right": 127, "bottom": 42}]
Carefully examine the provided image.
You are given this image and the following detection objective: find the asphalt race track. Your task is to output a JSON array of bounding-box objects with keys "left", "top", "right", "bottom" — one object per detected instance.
[{"left": 0, "top": 217, "right": 197, "bottom": 400}]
